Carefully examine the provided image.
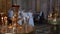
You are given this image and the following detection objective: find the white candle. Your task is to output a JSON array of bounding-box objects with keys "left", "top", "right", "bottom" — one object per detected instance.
[
  {"left": 13, "top": 27, "right": 15, "bottom": 30},
  {"left": 1, "top": 17, "right": 4, "bottom": 25},
  {"left": 53, "top": 18, "right": 57, "bottom": 25},
  {"left": 13, "top": 27, "right": 15, "bottom": 34},
  {"left": 1, "top": 17, "right": 3, "bottom": 20},
  {"left": 50, "top": 13, "right": 52, "bottom": 17},
  {"left": 53, "top": 19, "right": 56, "bottom": 21},
  {"left": 53, "top": 18, "right": 56, "bottom": 22},
  {"left": 1, "top": 17, "right": 4, "bottom": 23}
]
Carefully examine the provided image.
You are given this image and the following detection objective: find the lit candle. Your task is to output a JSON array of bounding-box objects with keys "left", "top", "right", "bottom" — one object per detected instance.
[
  {"left": 53, "top": 17, "right": 57, "bottom": 25},
  {"left": 53, "top": 17, "right": 56, "bottom": 21},
  {"left": 1, "top": 17, "right": 4, "bottom": 24},
  {"left": 1, "top": 17, "right": 3, "bottom": 20},
  {"left": 13, "top": 27, "right": 15, "bottom": 30},
  {"left": 50, "top": 13, "right": 52, "bottom": 17},
  {"left": 13, "top": 23, "right": 16, "bottom": 34},
  {"left": 13, "top": 26, "right": 16, "bottom": 34}
]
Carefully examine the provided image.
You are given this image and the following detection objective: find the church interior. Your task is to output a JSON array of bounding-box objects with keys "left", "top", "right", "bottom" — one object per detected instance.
[{"left": 0, "top": 0, "right": 60, "bottom": 34}]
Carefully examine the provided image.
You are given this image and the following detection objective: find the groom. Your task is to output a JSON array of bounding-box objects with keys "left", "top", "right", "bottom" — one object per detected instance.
[{"left": 38, "top": 11, "right": 45, "bottom": 25}]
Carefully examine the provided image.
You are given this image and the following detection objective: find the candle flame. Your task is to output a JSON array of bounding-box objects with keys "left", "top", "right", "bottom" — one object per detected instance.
[{"left": 1, "top": 17, "right": 3, "bottom": 19}]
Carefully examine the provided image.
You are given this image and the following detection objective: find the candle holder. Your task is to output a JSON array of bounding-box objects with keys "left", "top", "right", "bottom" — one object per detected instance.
[
  {"left": 0, "top": 13, "right": 4, "bottom": 26},
  {"left": 4, "top": 16, "right": 8, "bottom": 33}
]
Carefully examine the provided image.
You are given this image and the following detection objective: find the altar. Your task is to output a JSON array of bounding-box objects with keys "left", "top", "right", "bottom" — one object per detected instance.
[
  {"left": 48, "top": 18, "right": 60, "bottom": 25},
  {"left": 48, "top": 11, "right": 60, "bottom": 34}
]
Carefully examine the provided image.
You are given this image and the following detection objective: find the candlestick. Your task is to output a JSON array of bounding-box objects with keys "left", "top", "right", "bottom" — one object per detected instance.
[
  {"left": 4, "top": 16, "right": 8, "bottom": 33},
  {"left": 1, "top": 17, "right": 4, "bottom": 26},
  {"left": 13, "top": 27, "right": 15, "bottom": 34},
  {"left": 13, "top": 26, "right": 16, "bottom": 34},
  {"left": 4, "top": 16, "right": 7, "bottom": 26}
]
